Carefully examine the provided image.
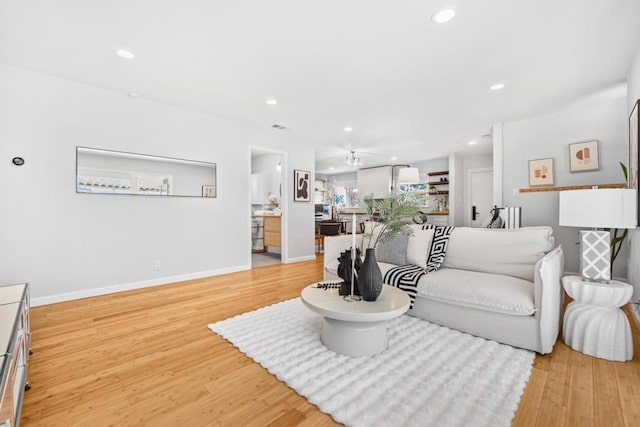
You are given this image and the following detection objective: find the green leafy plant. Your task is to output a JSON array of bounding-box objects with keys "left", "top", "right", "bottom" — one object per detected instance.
[{"left": 360, "top": 192, "right": 423, "bottom": 249}]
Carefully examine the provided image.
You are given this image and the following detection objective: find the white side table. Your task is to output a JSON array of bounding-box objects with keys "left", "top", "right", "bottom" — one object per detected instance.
[{"left": 562, "top": 275, "right": 633, "bottom": 361}]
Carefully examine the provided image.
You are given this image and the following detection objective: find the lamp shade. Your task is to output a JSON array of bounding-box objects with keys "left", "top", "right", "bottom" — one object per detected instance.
[
  {"left": 397, "top": 167, "right": 420, "bottom": 184},
  {"left": 558, "top": 189, "right": 637, "bottom": 229}
]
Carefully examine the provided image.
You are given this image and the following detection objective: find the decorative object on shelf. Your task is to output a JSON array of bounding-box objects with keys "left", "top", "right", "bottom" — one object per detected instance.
[
  {"left": 358, "top": 248, "right": 383, "bottom": 301},
  {"left": 559, "top": 188, "right": 636, "bottom": 282},
  {"left": 504, "top": 206, "right": 522, "bottom": 229},
  {"left": 337, "top": 248, "right": 362, "bottom": 296},
  {"left": 202, "top": 185, "right": 216, "bottom": 197},
  {"left": 397, "top": 167, "right": 420, "bottom": 184},
  {"left": 569, "top": 140, "right": 599, "bottom": 172},
  {"left": 629, "top": 99, "right": 639, "bottom": 225},
  {"left": 528, "top": 158, "right": 554, "bottom": 186},
  {"left": 293, "top": 169, "right": 310, "bottom": 202},
  {"left": 268, "top": 193, "right": 279, "bottom": 207}
]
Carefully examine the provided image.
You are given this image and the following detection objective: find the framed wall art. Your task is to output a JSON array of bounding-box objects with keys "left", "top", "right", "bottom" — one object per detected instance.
[
  {"left": 202, "top": 185, "right": 216, "bottom": 198},
  {"left": 569, "top": 140, "right": 599, "bottom": 172},
  {"left": 528, "top": 158, "right": 554, "bottom": 187},
  {"left": 294, "top": 169, "right": 311, "bottom": 202},
  {"left": 630, "top": 99, "right": 639, "bottom": 224}
]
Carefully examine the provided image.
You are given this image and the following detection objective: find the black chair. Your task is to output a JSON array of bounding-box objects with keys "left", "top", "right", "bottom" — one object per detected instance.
[{"left": 317, "top": 222, "right": 342, "bottom": 252}]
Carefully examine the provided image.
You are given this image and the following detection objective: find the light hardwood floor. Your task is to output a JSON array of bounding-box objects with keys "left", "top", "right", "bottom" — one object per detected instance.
[{"left": 22, "top": 256, "right": 640, "bottom": 426}]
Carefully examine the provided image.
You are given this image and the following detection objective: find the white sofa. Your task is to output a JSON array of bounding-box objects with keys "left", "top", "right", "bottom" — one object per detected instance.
[{"left": 323, "top": 225, "right": 564, "bottom": 354}]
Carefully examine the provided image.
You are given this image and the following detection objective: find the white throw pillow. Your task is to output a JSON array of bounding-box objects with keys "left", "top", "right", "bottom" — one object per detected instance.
[{"left": 406, "top": 225, "right": 435, "bottom": 268}]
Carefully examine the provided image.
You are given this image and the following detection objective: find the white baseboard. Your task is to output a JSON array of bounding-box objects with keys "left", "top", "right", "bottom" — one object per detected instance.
[
  {"left": 284, "top": 255, "right": 317, "bottom": 263},
  {"left": 31, "top": 265, "right": 250, "bottom": 307}
]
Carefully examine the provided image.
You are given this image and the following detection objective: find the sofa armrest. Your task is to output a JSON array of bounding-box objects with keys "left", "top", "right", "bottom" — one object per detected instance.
[
  {"left": 533, "top": 245, "right": 564, "bottom": 354},
  {"left": 323, "top": 235, "right": 364, "bottom": 270}
]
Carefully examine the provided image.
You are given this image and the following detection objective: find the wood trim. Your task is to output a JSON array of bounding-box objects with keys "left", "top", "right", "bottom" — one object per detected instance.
[{"left": 519, "top": 183, "right": 626, "bottom": 193}]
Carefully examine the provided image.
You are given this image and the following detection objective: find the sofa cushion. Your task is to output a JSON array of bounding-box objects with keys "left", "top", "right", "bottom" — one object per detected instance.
[
  {"left": 441, "top": 226, "right": 554, "bottom": 282},
  {"left": 406, "top": 225, "right": 434, "bottom": 268},
  {"left": 376, "top": 233, "right": 409, "bottom": 265},
  {"left": 416, "top": 268, "right": 535, "bottom": 316}
]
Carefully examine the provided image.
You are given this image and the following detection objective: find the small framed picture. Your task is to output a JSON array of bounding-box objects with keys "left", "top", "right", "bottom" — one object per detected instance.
[
  {"left": 293, "top": 169, "right": 310, "bottom": 202},
  {"left": 528, "top": 158, "right": 554, "bottom": 187},
  {"left": 569, "top": 140, "right": 599, "bottom": 172},
  {"left": 202, "top": 185, "right": 216, "bottom": 198}
]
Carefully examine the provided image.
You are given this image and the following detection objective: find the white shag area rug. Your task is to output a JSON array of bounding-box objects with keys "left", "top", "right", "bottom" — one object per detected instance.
[{"left": 208, "top": 298, "right": 534, "bottom": 427}]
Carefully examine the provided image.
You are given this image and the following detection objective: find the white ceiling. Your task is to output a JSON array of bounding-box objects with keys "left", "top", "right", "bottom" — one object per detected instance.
[{"left": 1, "top": 0, "right": 639, "bottom": 174}]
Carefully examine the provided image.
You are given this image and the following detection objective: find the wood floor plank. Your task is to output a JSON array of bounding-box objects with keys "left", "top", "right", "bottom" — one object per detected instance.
[{"left": 19, "top": 256, "right": 639, "bottom": 426}]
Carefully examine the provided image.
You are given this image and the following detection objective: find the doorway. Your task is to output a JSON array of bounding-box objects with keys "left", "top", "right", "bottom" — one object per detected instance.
[
  {"left": 250, "top": 148, "right": 284, "bottom": 267},
  {"left": 466, "top": 167, "right": 493, "bottom": 227}
]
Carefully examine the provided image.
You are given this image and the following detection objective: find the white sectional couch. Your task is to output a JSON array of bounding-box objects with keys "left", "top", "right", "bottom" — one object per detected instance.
[{"left": 323, "top": 225, "right": 564, "bottom": 354}]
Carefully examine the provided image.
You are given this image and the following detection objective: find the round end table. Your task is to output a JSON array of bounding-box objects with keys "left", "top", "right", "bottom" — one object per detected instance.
[{"left": 562, "top": 275, "right": 634, "bottom": 361}]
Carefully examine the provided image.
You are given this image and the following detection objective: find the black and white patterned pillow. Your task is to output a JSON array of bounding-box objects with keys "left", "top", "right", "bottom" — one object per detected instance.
[{"left": 375, "top": 233, "right": 409, "bottom": 265}]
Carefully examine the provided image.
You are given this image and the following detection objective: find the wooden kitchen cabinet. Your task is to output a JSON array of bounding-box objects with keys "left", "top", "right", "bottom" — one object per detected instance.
[{"left": 263, "top": 216, "right": 281, "bottom": 250}]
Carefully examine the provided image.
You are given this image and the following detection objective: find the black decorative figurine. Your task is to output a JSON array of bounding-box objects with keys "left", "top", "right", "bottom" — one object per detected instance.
[{"left": 337, "top": 247, "right": 362, "bottom": 296}]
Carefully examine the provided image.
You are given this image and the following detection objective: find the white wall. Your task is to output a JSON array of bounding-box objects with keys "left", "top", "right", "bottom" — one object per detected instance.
[
  {"left": 501, "top": 83, "right": 629, "bottom": 277},
  {"left": 0, "top": 64, "right": 315, "bottom": 303},
  {"left": 413, "top": 158, "right": 448, "bottom": 179},
  {"left": 626, "top": 47, "right": 640, "bottom": 301}
]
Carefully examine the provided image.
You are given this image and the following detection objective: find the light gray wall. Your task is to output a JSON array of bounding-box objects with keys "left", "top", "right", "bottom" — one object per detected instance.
[
  {"left": 502, "top": 83, "right": 629, "bottom": 277},
  {"left": 413, "top": 158, "right": 448, "bottom": 179},
  {"left": 626, "top": 47, "right": 640, "bottom": 301},
  {"left": 0, "top": 64, "right": 314, "bottom": 302}
]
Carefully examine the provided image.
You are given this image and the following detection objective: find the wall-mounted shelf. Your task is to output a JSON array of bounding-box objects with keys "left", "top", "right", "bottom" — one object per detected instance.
[
  {"left": 429, "top": 190, "right": 449, "bottom": 195},
  {"left": 429, "top": 181, "right": 449, "bottom": 186},
  {"left": 519, "top": 183, "right": 626, "bottom": 193},
  {"left": 427, "top": 170, "right": 449, "bottom": 176}
]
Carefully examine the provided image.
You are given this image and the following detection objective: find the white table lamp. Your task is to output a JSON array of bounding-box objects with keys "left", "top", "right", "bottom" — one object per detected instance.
[{"left": 559, "top": 188, "right": 637, "bottom": 282}]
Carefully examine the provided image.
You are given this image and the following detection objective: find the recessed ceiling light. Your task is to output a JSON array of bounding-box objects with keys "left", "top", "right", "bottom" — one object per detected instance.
[
  {"left": 344, "top": 126, "right": 353, "bottom": 132},
  {"left": 115, "top": 49, "right": 136, "bottom": 59},
  {"left": 127, "top": 92, "right": 139, "bottom": 98},
  {"left": 391, "top": 156, "right": 398, "bottom": 161},
  {"left": 432, "top": 8, "right": 456, "bottom": 24},
  {"left": 490, "top": 83, "right": 505, "bottom": 91},
  {"left": 266, "top": 98, "right": 278, "bottom": 105},
  {"left": 329, "top": 166, "right": 335, "bottom": 170},
  {"left": 468, "top": 140, "right": 478, "bottom": 145}
]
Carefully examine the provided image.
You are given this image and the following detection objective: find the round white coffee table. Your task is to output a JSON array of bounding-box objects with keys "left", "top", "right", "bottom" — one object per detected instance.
[
  {"left": 562, "top": 275, "right": 634, "bottom": 361},
  {"left": 301, "top": 284, "right": 410, "bottom": 357}
]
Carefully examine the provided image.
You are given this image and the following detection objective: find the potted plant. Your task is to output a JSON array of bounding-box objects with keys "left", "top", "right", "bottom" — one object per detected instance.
[{"left": 357, "top": 192, "right": 422, "bottom": 300}]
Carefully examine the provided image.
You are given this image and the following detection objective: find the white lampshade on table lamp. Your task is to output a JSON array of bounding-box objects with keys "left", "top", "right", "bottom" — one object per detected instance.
[
  {"left": 559, "top": 188, "right": 637, "bottom": 282},
  {"left": 397, "top": 167, "right": 420, "bottom": 184}
]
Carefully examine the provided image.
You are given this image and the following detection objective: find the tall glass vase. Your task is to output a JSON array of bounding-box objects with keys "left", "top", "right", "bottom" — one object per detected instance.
[{"left": 359, "top": 248, "right": 383, "bottom": 301}]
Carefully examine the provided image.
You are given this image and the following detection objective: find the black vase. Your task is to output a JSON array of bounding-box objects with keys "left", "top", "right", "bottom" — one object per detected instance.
[
  {"left": 337, "top": 248, "right": 361, "bottom": 296},
  {"left": 359, "top": 248, "right": 383, "bottom": 301}
]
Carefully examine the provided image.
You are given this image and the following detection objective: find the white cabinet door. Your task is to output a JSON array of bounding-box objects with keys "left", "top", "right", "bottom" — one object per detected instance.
[
  {"left": 357, "top": 166, "right": 392, "bottom": 199},
  {"left": 251, "top": 174, "right": 267, "bottom": 204}
]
